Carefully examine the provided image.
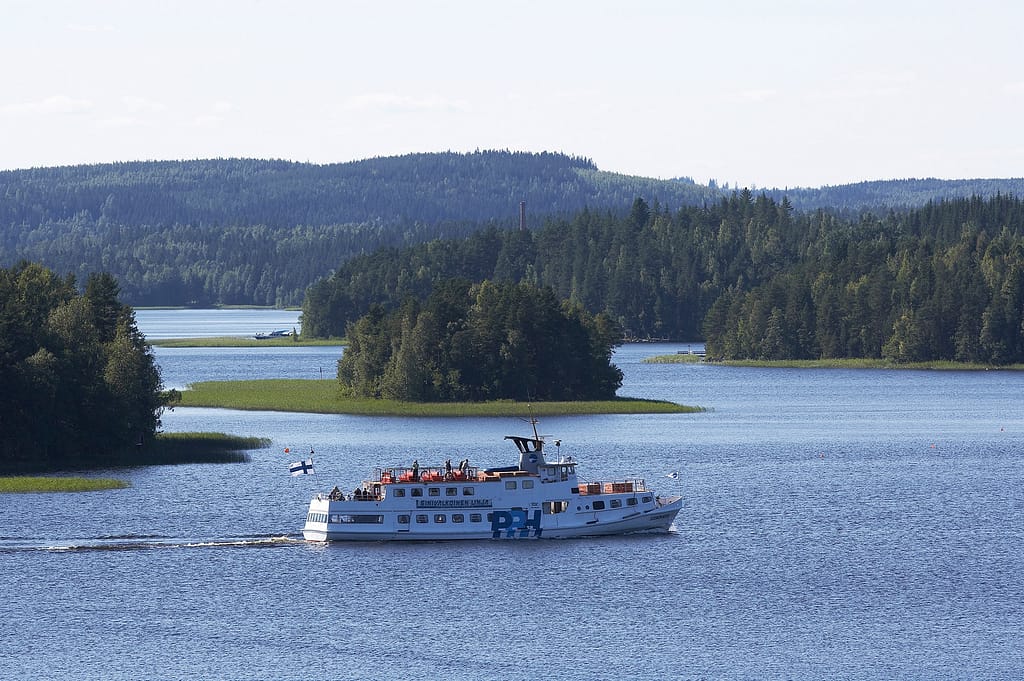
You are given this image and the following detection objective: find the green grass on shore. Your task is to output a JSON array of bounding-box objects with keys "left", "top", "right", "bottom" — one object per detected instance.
[
  {"left": 149, "top": 336, "right": 344, "bottom": 348},
  {"left": 643, "top": 355, "right": 1024, "bottom": 370},
  {"left": 179, "top": 379, "right": 701, "bottom": 415},
  {"left": 0, "top": 477, "right": 130, "bottom": 493},
  {"left": 642, "top": 354, "right": 704, "bottom": 364}
]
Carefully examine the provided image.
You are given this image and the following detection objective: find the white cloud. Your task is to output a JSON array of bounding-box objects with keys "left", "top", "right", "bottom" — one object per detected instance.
[
  {"left": 728, "top": 88, "right": 779, "bottom": 103},
  {"left": 0, "top": 95, "right": 94, "bottom": 116},
  {"left": 192, "top": 101, "right": 233, "bottom": 127},
  {"left": 121, "top": 95, "right": 167, "bottom": 114},
  {"left": 343, "top": 92, "right": 469, "bottom": 113},
  {"left": 66, "top": 23, "right": 115, "bottom": 33}
]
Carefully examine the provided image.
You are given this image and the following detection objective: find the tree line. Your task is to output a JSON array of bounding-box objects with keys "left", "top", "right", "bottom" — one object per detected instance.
[
  {"left": 0, "top": 263, "right": 166, "bottom": 472},
  {"left": 6, "top": 153, "right": 1021, "bottom": 308},
  {"left": 338, "top": 280, "right": 623, "bottom": 401},
  {"left": 305, "top": 193, "right": 1024, "bottom": 364},
  {"left": 0, "top": 152, "right": 716, "bottom": 306}
]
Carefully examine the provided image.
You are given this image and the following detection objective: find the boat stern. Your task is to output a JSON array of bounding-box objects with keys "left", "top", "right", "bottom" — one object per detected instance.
[{"left": 301, "top": 495, "right": 330, "bottom": 541}]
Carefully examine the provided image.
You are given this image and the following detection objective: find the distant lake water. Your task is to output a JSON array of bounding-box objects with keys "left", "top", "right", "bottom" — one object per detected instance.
[
  {"left": 134, "top": 308, "right": 302, "bottom": 339},
  {"left": 3, "top": 310, "right": 1024, "bottom": 679}
]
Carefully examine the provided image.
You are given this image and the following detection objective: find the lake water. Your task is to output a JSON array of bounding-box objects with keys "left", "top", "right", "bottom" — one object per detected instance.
[{"left": 3, "top": 310, "right": 1024, "bottom": 679}]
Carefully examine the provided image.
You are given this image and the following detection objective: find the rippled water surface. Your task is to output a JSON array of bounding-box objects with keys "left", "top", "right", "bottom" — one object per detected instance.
[{"left": 3, "top": 313, "right": 1024, "bottom": 679}]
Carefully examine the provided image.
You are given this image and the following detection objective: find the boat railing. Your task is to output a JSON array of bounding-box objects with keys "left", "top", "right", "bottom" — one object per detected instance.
[
  {"left": 577, "top": 479, "right": 649, "bottom": 495},
  {"left": 376, "top": 465, "right": 481, "bottom": 484}
]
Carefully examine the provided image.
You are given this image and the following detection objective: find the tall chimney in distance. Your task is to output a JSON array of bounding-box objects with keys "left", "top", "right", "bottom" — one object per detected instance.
[{"left": 520, "top": 201, "right": 526, "bottom": 231}]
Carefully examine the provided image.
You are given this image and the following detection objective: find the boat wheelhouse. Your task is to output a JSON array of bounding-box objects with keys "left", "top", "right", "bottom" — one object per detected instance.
[{"left": 301, "top": 422, "right": 682, "bottom": 541}]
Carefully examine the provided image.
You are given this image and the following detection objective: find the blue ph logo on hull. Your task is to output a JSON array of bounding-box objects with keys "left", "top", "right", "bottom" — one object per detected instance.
[{"left": 490, "top": 509, "right": 543, "bottom": 538}]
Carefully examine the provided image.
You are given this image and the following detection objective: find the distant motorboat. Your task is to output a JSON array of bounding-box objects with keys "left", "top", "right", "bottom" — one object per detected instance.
[{"left": 254, "top": 329, "right": 293, "bottom": 340}]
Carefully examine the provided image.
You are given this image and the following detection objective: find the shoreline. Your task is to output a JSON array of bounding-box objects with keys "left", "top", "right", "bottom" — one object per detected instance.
[
  {"left": 149, "top": 336, "right": 344, "bottom": 348},
  {"left": 179, "top": 379, "right": 702, "bottom": 416},
  {"left": 643, "top": 355, "right": 1024, "bottom": 370}
]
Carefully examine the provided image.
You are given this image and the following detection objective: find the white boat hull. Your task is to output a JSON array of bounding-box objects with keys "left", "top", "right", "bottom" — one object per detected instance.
[
  {"left": 302, "top": 495, "right": 682, "bottom": 542},
  {"left": 299, "top": 424, "right": 684, "bottom": 542}
]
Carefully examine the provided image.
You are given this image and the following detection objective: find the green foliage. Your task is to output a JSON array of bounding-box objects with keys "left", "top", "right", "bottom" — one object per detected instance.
[
  {"left": 0, "top": 262, "right": 168, "bottom": 473},
  {"left": 337, "top": 280, "right": 624, "bottom": 401},
  {"left": 705, "top": 195, "right": 1024, "bottom": 364}
]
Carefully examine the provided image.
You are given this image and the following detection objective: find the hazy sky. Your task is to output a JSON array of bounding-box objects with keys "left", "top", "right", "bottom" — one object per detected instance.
[{"left": 3, "top": 0, "right": 1022, "bottom": 188}]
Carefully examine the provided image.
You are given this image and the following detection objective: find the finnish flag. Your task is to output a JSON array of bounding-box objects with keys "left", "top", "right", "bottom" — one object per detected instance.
[{"left": 289, "top": 459, "right": 315, "bottom": 476}]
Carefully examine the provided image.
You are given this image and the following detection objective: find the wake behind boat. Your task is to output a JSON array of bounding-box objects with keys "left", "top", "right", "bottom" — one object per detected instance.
[{"left": 300, "top": 421, "right": 682, "bottom": 541}]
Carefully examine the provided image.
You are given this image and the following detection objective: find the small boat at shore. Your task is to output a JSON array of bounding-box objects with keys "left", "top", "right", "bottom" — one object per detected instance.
[
  {"left": 254, "top": 329, "right": 292, "bottom": 340},
  {"left": 301, "top": 420, "right": 683, "bottom": 541}
]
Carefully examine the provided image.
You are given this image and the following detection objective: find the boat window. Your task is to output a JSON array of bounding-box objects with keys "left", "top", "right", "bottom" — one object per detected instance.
[
  {"left": 446, "top": 487, "right": 457, "bottom": 496},
  {"left": 428, "top": 487, "right": 440, "bottom": 497},
  {"left": 486, "top": 512, "right": 493, "bottom": 522},
  {"left": 610, "top": 499, "right": 622, "bottom": 508},
  {"left": 452, "top": 514, "right": 465, "bottom": 523},
  {"left": 411, "top": 488, "right": 423, "bottom": 497},
  {"left": 337, "top": 514, "right": 384, "bottom": 524},
  {"left": 463, "top": 487, "right": 475, "bottom": 496},
  {"left": 398, "top": 515, "right": 410, "bottom": 524},
  {"left": 416, "top": 514, "right": 428, "bottom": 523},
  {"left": 522, "top": 480, "right": 534, "bottom": 489},
  {"left": 505, "top": 481, "right": 517, "bottom": 490},
  {"left": 434, "top": 514, "right": 446, "bottom": 523},
  {"left": 593, "top": 500, "right": 606, "bottom": 510},
  {"left": 543, "top": 501, "right": 568, "bottom": 514},
  {"left": 470, "top": 513, "right": 482, "bottom": 523},
  {"left": 393, "top": 489, "right": 406, "bottom": 497},
  {"left": 642, "top": 496, "right": 653, "bottom": 503},
  {"left": 627, "top": 497, "right": 638, "bottom": 506}
]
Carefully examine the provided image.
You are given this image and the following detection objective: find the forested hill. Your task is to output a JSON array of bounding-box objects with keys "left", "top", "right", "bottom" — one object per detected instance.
[
  {"left": 3, "top": 150, "right": 1023, "bottom": 307},
  {"left": 0, "top": 151, "right": 715, "bottom": 306},
  {"left": 762, "top": 177, "right": 1024, "bottom": 212},
  {"left": 0, "top": 151, "right": 717, "bottom": 227}
]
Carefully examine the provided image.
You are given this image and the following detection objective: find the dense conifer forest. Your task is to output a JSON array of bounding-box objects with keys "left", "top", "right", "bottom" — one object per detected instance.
[
  {"left": 305, "top": 193, "right": 1024, "bottom": 365},
  {"left": 0, "top": 152, "right": 715, "bottom": 306},
  {"left": 3, "top": 152, "right": 1021, "bottom": 307},
  {"left": 0, "top": 263, "right": 166, "bottom": 472},
  {"left": 338, "top": 280, "right": 623, "bottom": 402}
]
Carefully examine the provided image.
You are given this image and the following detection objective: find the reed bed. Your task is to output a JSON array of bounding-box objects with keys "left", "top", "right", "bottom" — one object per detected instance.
[
  {"left": 0, "top": 477, "right": 129, "bottom": 493},
  {"left": 179, "top": 379, "right": 700, "bottom": 415},
  {"left": 137, "top": 432, "right": 272, "bottom": 465},
  {"left": 642, "top": 354, "right": 704, "bottom": 364}
]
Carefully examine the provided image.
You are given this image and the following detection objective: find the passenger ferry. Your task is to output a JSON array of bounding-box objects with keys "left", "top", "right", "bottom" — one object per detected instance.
[{"left": 301, "top": 421, "right": 683, "bottom": 541}]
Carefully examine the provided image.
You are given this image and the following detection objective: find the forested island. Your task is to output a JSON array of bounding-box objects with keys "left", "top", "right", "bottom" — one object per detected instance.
[
  {"left": 338, "top": 280, "right": 623, "bottom": 402},
  {"left": 0, "top": 263, "right": 167, "bottom": 472}
]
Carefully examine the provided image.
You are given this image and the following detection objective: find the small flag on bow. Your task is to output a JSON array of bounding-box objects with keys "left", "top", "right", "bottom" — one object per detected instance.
[{"left": 289, "top": 459, "right": 315, "bottom": 476}]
